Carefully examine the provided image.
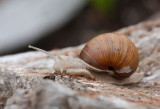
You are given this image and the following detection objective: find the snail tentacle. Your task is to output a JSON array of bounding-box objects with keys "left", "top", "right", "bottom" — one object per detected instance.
[{"left": 28, "top": 45, "right": 58, "bottom": 60}]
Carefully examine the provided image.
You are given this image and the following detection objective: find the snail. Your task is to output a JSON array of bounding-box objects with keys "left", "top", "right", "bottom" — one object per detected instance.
[{"left": 28, "top": 33, "right": 144, "bottom": 85}]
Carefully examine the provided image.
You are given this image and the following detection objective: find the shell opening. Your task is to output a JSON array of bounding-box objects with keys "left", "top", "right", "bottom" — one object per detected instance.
[{"left": 108, "top": 66, "right": 114, "bottom": 71}]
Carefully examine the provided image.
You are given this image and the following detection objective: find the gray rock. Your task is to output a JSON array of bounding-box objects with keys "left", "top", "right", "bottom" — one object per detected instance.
[{"left": 4, "top": 81, "right": 145, "bottom": 109}]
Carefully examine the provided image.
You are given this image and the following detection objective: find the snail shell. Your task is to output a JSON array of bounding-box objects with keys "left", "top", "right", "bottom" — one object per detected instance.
[{"left": 80, "top": 33, "right": 139, "bottom": 79}]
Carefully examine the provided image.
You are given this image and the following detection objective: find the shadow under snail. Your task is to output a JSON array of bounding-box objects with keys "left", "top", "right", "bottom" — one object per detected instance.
[{"left": 28, "top": 33, "right": 144, "bottom": 85}]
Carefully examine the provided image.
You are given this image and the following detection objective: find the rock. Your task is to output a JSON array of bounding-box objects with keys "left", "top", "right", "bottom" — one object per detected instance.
[
  {"left": 1, "top": 18, "right": 160, "bottom": 109},
  {"left": 4, "top": 81, "right": 145, "bottom": 109}
]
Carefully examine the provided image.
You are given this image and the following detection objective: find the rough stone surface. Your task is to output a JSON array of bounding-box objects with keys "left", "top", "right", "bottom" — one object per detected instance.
[
  {"left": 1, "top": 18, "right": 160, "bottom": 109},
  {"left": 4, "top": 81, "right": 145, "bottom": 109}
]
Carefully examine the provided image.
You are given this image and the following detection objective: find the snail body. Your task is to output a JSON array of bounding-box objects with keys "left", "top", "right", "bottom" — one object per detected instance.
[{"left": 28, "top": 33, "right": 144, "bottom": 85}]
